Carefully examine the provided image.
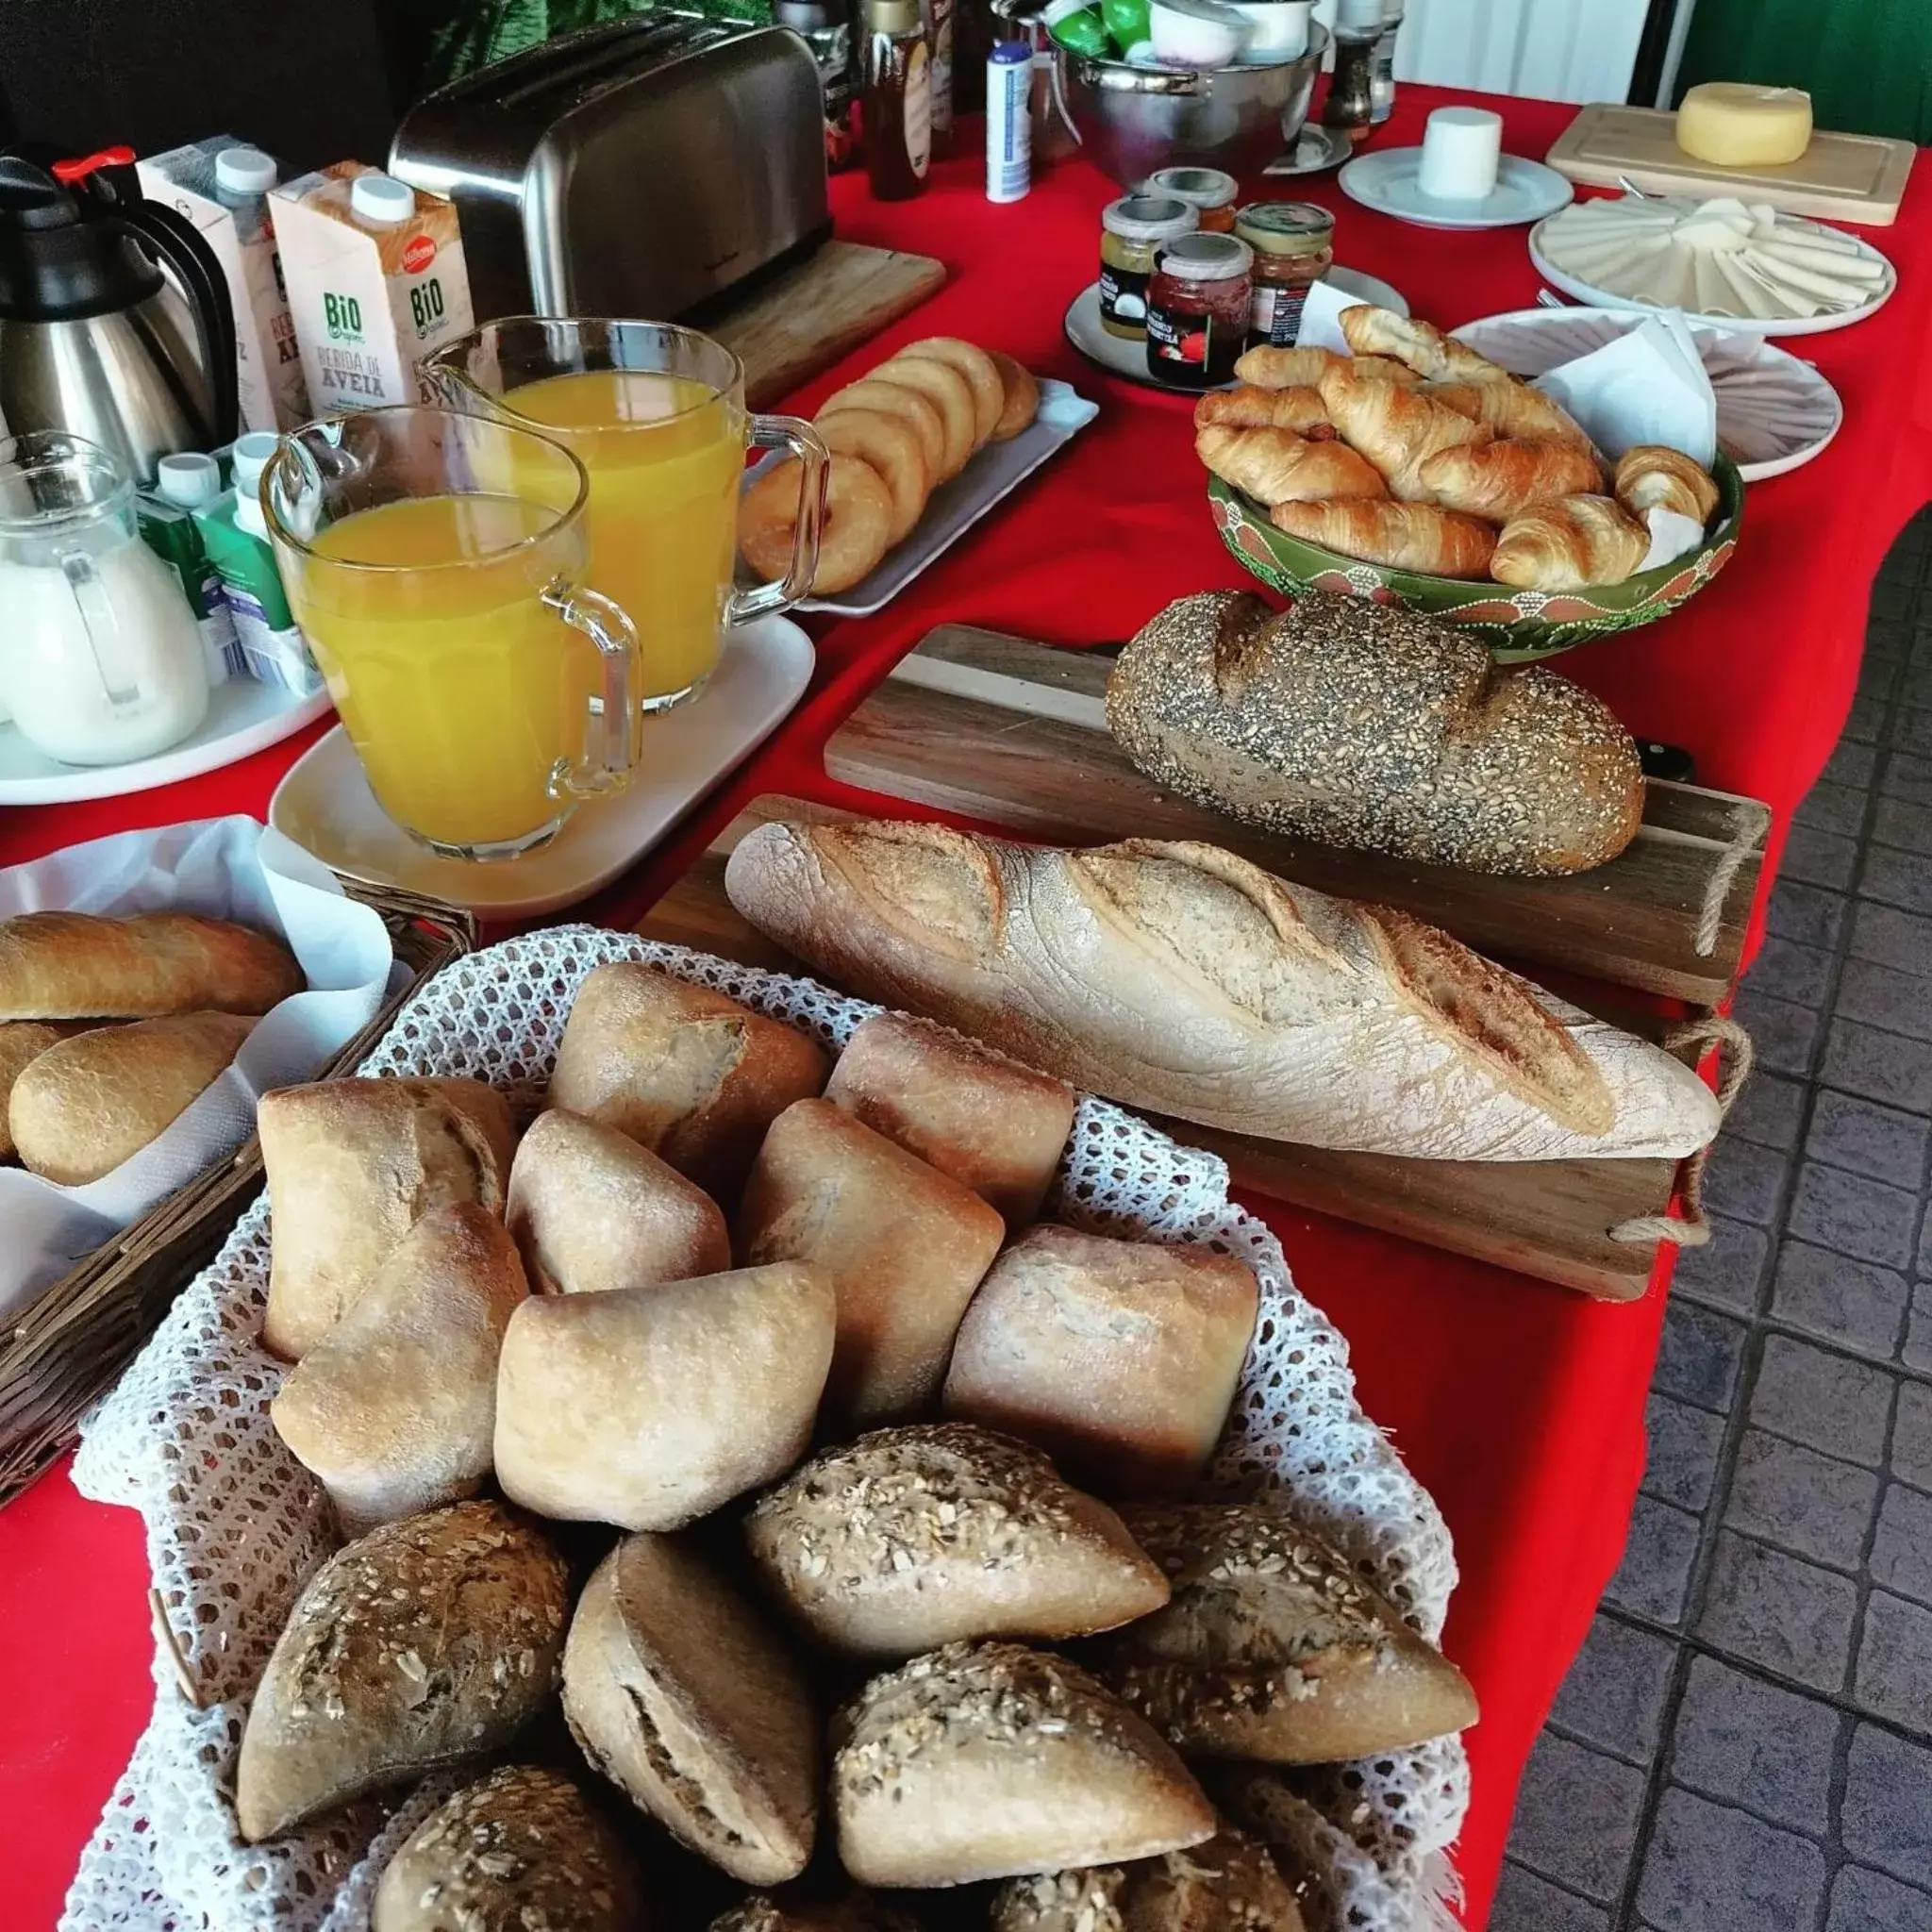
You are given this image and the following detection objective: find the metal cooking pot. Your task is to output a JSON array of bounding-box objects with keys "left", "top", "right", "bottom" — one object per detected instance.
[{"left": 1053, "top": 23, "right": 1328, "bottom": 186}]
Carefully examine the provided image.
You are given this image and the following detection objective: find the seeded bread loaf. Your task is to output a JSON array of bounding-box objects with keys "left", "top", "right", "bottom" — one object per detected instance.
[
  {"left": 991, "top": 1828, "right": 1306, "bottom": 1932},
  {"left": 563, "top": 1530, "right": 820, "bottom": 1884},
  {"left": 235, "top": 1500, "right": 569, "bottom": 1841},
  {"left": 1092, "top": 1501, "right": 1479, "bottom": 1762},
  {"left": 371, "top": 1764, "right": 641, "bottom": 1932},
  {"left": 743, "top": 1424, "right": 1170, "bottom": 1657},
  {"left": 831, "top": 1641, "right": 1216, "bottom": 1886}
]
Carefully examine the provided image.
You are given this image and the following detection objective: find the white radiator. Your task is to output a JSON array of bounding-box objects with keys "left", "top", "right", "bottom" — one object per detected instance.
[{"left": 1382, "top": 0, "right": 1651, "bottom": 104}]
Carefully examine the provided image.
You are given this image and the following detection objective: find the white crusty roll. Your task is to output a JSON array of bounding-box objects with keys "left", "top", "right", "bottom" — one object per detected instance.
[
  {"left": 991, "top": 1830, "right": 1306, "bottom": 1932},
  {"left": 723, "top": 820, "right": 1722, "bottom": 1163}
]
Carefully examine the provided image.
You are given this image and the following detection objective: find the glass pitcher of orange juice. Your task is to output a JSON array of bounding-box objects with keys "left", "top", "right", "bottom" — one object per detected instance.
[
  {"left": 425, "top": 319, "right": 827, "bottom": 712},
  {"left": 262, "top": 406, "right": 642, "bottom": 861}
]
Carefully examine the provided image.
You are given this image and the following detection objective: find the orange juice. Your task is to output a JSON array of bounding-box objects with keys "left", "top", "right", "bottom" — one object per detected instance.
[
  {"left": 494, "top": 369, "right": 745, "bottom": 704},
  {"left": 286, "top": 493, "right": 597, "bottom": 850}
]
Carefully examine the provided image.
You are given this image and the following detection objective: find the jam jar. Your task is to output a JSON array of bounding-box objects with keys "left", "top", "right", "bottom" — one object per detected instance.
[
  {"left": 1145, "top": 231, "right": 1254, "bottom": 389},
  {"left": 1099, "top": 193, "right": 1198, "bottom": 341},
  {"left": 1143, "top": 166, "right": 1239, "bottom": 233},
  {"left": 1235, "top": 201, "right": 1336, "bottom": 349}
]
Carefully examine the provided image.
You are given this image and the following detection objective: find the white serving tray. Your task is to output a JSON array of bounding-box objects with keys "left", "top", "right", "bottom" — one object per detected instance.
[{"left": 268, "top": 616, "right": 812, "bottom": 920}]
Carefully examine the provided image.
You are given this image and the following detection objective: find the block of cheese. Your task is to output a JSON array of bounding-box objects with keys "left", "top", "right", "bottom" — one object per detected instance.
[{"left": 1675, "top": 83, "right": 1813, "bottom": 168}]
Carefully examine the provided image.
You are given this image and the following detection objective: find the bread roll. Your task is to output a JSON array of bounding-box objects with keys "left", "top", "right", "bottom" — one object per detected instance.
[
  {"left": 711, "top": 1896, "right": 924, "bottom": 1932},
  {"left": 372, "top": 1765, "right": 641, "bottom": 1932},
  {"left": 832, "top": 1642, "right": 1216, "bottom": 1886},
  {"left": 564, "top": 1530, "right": 819, "bottom": 1883},
  {"left": 258, "top": 1076, "right": 516, "bottom": 1361},
  {"left": 824, "top": 1013, "right": 1074, "bottom": 1226},
  {"left": 744, "top": 1424, "right": 1170, "bottom": 1657},
  {"left": 738, "top": 1098, "right": 1005, "bottom": 1427},
  {"left": 235, "top": 1500, "right": 568, "bottom": 1841},
  {"left": 724, "top": 819, "right": 1723, "bottom": 1163},
  {"left": 0, "top": 910, "right": 301, "bottom": 1021},
  {"left": 1094, "top": 1501, "right": 1479, "bottom": 1761},
  {"left": 9, "top": 1011, "right": 255, "bottom": 1184},
  {"left": 0, "top": 1020, "right": 86, "bottom": 1160},
  {"left": 493, "top": 1261, "right": 835, "bottom": 1529},
  {"left": 1108, "top": 589, "right": 1645, "bottom": 876},
  {"left": 271, "top": 1205, "right": 529, "bottom": 1535},
  {"left": 548, "top": 963, "right": 828, "bottom": 1199},
  {"left": 942, "top": 1227, "right": 1256, "bottom": 1493},
  {"left": 508, "top": 1107, "right": 729, "bottom": 1295},
  {"left": 991, "top": 1830, "right": 1305, "bottom": 1932}
]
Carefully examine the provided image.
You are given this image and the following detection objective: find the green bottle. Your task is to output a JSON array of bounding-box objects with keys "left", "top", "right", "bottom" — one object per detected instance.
[
  {"left": 1101, "top": 0, "right": 1151, "bottom": 53},
  {"left": 1045, "top": 0, "right": 1110, "bottom": 57}
]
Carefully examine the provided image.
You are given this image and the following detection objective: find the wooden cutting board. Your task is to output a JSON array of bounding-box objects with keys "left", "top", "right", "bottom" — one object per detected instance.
[
  {"left": 711, "top": 239, "right": 947, "bottom": 411},
  {"left": 1546, "top": 103, "right": 1916, "bottom": 226},
  {"left": 636, "top": 793, "right": 1696, "bottom": 1301}
]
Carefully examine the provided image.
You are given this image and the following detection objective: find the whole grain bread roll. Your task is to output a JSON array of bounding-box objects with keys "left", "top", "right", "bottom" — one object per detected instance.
[
  {"left": 1108, "top": 591, "right": 1645, "bottom": 877},
  {"left": 824, "top": 1013, "right": 1076, "bottom": 1226},
  {"left": 9, "top": 1011, "right": 255, "bottom": 1183},
  {"left": 235, "top": 1500, "right": 569, "bottom": 1841},
  {"left": 738, "top": 1098, "right": 1006, "bottom": 1428},
  {"left": 743, "top": 1424, "right": 1170, "bottom": 1657},
  {"left": 832, "top": 1641, "right": 1216, "bottom": 1887},
  {"left": 548, "top": 963, "right": 829, "bottom": 1199},
  {"left": 508, "top": 1107, "right": 730, "bottom": 1295},
  {"left": 710, "top": 1895, "right": 924, "bottom": 1932},
  {"left": 371, "top": 1764, "right": 641, "bottom": 1932},
  {"left": 991, "top": 1828, "right": 1306, "bottom": 1932},
  {"left": 494, "top": 1261, "right": 836, "bottom": 1529},
  {"left": 1092, "top": 1501, "right": 1479, "bottom": 1762},
  {"left": 0, "top": 909, "right": 302, "bottom": 1020},
  {"left": 942, "top": 1227, "right": 1257, "bottom": 1494},
  {"left": 0, "top": 1020, "right": 93, "bottom": 1160},
  {"left": 724, "top": 819, "right": 1722, "bottom": 1164},
  {"left": 258, "top": 1076, "right": 516, "bottom": 1360},
  {"left": 564, "top": 1530, "right": 820, "bottom": 1883},
  {"left": 271, "top": 1204, "right": 529, "bottom": 1535}
]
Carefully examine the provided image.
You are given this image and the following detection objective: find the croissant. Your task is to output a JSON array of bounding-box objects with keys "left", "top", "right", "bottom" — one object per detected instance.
[
  {"left": 1340, "top": 307, "right": 1512, "bottom": 386},
  {"left": 1196, "top": 424, "right": 1388, "bottom": 505},
  {"left": 1614, "top": 445, "right": 1720, "bottom": 525},
  {"left": 1415, "top": 438, "right": 1606, "bottom": 520},
  {"left": 1318, "top": 362, "right": 1491, "bottom": 501},
  {"left": 1491, "top": 495, "right": 1651, "bottom": 590},
  {"left": 1270, "top": 499, "right": 1497, "bottom": 579},
  {"left": 1194, "top": 384, "right": 1330, "bottom": 433},
  {"left": 1233, "top": 345, "right": 1341, "bottom": 390},
  {"left": 1426, "top": 380, "right": 1596, "bottom": 451}
]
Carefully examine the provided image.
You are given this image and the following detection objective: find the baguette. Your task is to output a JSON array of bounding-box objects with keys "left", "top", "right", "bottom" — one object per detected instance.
[
  {"left": 723, "top": 819, "right": 1722, "bottom": 1162},
  {"left": 1107, "top": 589, "right": 1645, "bottom": 876},
  {"left": 0, "top": 1020, "right": 90, "bottom": 1160},
  {"left": 991, "top": 1829, "right": 1305, "bottom": 1932},
  {"left": 0, "top": 910, "right": 301, "bottom": 1019}
]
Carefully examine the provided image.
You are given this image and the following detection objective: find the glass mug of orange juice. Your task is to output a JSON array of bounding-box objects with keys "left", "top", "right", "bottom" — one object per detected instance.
[
  {"left": 262, "top": 406, "right": 642, "bottom": 861},
  {"left": 425, "top": 318, "right": 827, "bottom": 712}
]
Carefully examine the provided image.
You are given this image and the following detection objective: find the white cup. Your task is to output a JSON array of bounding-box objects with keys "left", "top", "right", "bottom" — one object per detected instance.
[
  {"left": 1232, "top": 0, "right": 1312, "bottom": 59},
  {"left": 1416, "top": 105, "right": 1504, "bottom": 201}
]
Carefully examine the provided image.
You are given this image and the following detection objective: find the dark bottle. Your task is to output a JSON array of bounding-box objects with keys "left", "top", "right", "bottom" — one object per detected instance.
[
  {"left": 864, "top": 0, "right": 933, "bottom": 201},
  {"left": 1323, "top": 0, "right": 1381, "bottom": 143}
]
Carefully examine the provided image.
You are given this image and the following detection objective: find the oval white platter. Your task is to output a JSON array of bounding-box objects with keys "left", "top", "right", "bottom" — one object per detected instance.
[
  {"left": 1528, "top": 213, "right": 1897, "bottom": 338},
  {"left": 1452, "top": 306, "right": 1842, "bottom": 483}
]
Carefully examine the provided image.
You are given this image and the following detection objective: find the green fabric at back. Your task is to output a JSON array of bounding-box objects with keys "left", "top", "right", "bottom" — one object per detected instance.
[{"left": 420, "top": 0, "right": 770, "bottom": 94}]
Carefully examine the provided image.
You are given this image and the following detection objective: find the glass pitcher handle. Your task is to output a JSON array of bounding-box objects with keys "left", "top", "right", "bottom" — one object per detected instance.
[
  {"left": 62, "top": 550, "right": 142, "bottom": 708},
  {"left": 543, "top": 580, "right": 642, "bottom": 801},
  {"left": 727, "top": 416, "right": 829, "bottom": 625}
]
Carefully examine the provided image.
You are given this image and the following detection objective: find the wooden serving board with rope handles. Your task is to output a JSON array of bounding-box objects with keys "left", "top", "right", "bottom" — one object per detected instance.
[
  {"left": 820, "top": 625, "right": 1771, "bottom": 1008},
  {"left": 635, "top": 793, "right": 1749, "bottom": 1301}
]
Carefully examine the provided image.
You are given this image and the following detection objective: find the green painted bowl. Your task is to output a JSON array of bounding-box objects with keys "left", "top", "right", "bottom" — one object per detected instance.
[{"left": 1208, "top": 454, "right": 1745, "bottom": 663}]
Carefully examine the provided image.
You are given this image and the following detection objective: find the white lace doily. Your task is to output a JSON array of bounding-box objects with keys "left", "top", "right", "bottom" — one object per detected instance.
[{"left": 62, "top": 926, "right": 1470, "bottom": 1932}]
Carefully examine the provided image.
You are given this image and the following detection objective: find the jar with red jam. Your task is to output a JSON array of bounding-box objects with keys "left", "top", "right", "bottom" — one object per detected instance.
[{"left": 1145, "top": 232, "right": 1253, "bottom": 389}]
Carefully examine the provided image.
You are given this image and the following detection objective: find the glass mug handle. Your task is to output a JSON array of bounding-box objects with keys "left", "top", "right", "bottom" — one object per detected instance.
[
  {"left": 543, "top": 581, "right": 643, "bottom": 801},
  {"left": 727, "top": 415, "right": 829, "bottom": 625}
]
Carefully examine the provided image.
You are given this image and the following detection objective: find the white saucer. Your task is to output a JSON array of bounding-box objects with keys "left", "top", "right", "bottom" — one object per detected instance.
[
  {"left": 1063, "top": 265, "right": 1409, "bottom": 391},
  {"left": 269, "top": 616, "right": 813, "bottom": 920},
  {"left": 1264, "top": 124, "right": 1354, "bottom": 176},
  {"left": 1340, "top": 148, "right": 1574, "bottom": 230}
]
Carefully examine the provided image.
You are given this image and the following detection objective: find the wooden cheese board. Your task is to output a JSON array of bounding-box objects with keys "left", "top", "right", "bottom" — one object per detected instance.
[
  {"left": 820, "top": 625, "right": 1770, "bottom": 1008},
  {"left": 637, "top": 793, "right": 1707, "bottom": 1301},
  {"left": 1545, "top": 103, "right": 1915, "bottom": 227}
]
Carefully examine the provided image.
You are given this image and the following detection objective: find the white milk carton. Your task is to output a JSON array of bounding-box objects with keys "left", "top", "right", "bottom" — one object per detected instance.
[
  {"left": 137, "top": 139, "right": 310, "bottom": 434},
  {"left": 271, "top": 163, "right": 474, "bottom": 412}
]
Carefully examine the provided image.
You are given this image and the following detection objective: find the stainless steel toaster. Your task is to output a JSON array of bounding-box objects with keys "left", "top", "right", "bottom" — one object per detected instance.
[{"left": 389, "top": 14, "right": 830, "bottom": 324}]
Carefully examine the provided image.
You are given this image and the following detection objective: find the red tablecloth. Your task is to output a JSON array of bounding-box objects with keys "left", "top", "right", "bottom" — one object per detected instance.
[{"left": 3, "top": 86, "right": 1928, "bottom": 1932}]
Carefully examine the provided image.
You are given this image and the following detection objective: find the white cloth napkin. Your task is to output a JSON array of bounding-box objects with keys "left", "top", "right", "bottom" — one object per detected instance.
[{"left": 0, "top": 816, "right": 396, "bottom": 1324}]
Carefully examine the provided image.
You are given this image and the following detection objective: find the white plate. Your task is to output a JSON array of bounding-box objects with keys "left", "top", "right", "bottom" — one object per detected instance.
[
  {"left": 268, "top": 617, "right": 812, "bottom": 920},
  {"left": 1264, "top": 123, "right": 1354, "bottom": 176},
  {"left": 1340, "top": 148, "right": 1574, "bottom": 229},
  {"left": 790, "top": 377, "right": 1098, "bottom": 618},
  {"left": 1062, "top": 265, "right": 1410, "bottom": 391},
  {"left": 1528, "top": 213, "right": 1898, "bottom": 339},
  {"left": 0, "top": 676, "right": 330, "bottom": 807},
  {"left": 1452, "top": 305, "right": 1843, "bottom": 481}
]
